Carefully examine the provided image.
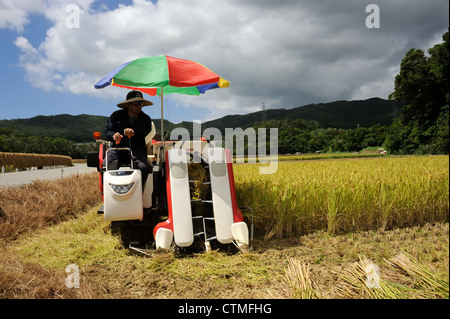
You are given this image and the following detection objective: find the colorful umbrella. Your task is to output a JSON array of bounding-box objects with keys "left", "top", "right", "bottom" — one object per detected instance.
[
  {"left": 94, "top": 55, "right": 229, "bottom": 96},
  {"left": 94, "top": 55, "right": 229, "bottom": 147}
]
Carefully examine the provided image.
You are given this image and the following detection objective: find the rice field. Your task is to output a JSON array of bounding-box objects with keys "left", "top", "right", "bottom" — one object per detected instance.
[
  {"left": 234, "top": 155, "right": 449, "bottom": 239},
  {"left": 0, "top": 155, "right": 448, "bottom": 300}
]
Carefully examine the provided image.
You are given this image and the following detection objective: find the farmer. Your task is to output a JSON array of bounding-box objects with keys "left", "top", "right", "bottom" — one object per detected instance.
[{"left": 104, "top": 90, "right": 153, "bottom": 189}]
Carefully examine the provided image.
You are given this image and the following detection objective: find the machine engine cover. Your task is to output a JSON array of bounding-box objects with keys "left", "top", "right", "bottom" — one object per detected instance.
[{"left": 103, "top": 169, "right": 143, "bottom": 221}]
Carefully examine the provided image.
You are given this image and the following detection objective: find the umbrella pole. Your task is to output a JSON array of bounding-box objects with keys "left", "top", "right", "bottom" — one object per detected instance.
[
  {"left": 160, "top": 87, "right": 164, "bottom": 164},
  {"left": 161, "top": 87, "right": 164, "bottom": 145}
]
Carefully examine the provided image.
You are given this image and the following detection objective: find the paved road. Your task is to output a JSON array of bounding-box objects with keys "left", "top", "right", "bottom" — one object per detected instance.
[{"left": 0, "top": 164, "right": 98, "bottom": 188}]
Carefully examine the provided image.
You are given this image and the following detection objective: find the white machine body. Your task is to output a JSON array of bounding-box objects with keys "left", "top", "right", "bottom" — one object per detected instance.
[
  {"left": 166, "top": 148, "right": 194, "bottom": 247},
  {"left": 154, "top": 145, "right": 250, "bottom": 250},
  {"left": 142, "top": 174, "right": 153, "bottom": 209},
  {"left": 103, "top": 169, "right": 143, "bottom": 221},
  {"left": 207, "top": 148, "right": 235, "bottom": 244}
]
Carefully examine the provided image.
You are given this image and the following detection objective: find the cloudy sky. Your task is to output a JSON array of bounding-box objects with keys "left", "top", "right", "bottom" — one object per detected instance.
[{"left": 0, "top": 0, "right": 448, "bottom": 124}]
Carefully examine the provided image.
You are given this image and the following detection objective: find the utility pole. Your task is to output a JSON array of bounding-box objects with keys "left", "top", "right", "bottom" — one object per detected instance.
[{"left": 262, "top": 102, "right": 266, "bottom": 122}]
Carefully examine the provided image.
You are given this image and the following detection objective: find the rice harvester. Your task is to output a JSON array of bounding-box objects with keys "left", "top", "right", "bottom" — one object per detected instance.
[{"left": 87, "top": 127, "right": 252, "bottom": 254}]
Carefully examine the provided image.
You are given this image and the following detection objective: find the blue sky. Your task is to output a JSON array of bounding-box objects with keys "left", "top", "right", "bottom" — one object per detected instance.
[{"left": 0, "top": 0, "right": 448, "bottom": 124}]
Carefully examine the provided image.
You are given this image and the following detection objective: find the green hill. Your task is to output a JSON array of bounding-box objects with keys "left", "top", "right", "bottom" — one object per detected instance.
[
  {"left": 203, "top": 97, "right": 400, "bottom": 133},
  {"left": 0, "top": 114, "right": 107, "bottom": 143},
  {"left": 0, "top": 98, "right": 401, "bottom": 142}
]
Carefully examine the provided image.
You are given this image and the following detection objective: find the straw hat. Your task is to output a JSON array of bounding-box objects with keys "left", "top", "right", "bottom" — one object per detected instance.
[{"left": 117, "top": 90, "right": 153, "bottom": 107}]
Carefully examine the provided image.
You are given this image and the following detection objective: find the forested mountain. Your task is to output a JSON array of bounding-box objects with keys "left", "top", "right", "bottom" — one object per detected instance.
[
  {"left": 203, "top": 97, "right": 400, "bottom": 134},
  {"left": 0, "top": 97, "right": 400, "bottom": 143},
  {"left": 0, "top": 114, "right": 107, "bottom": 143}
]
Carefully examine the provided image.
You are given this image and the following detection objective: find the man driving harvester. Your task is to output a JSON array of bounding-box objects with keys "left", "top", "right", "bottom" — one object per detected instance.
[{"left": 104, "top": 90, "right": 154, "bottom": 190}]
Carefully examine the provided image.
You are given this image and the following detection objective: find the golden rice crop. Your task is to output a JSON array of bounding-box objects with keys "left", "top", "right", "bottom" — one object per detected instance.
[{"left": 234, "top": 155, "right": 449, "bottom": 238}]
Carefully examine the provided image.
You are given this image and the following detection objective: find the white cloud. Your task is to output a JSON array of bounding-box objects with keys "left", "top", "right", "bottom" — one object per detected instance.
[
  {"left": 14, "top": 36, "right": 38, "bottom": 55},
  {"left": 0, "top": 0, "right": 46, "bottom": 32},
  {"left": 4, "top": 0, "right": 450, "bottom": 121}
]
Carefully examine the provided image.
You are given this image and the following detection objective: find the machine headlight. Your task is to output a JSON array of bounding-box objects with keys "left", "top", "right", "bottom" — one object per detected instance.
[{"left": 109, "top": 183, "right": 134, "bottom": 195}]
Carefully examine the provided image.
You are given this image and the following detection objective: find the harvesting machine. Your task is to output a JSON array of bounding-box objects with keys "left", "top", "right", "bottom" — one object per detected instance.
[{"left": 87, "top": 125, "right": 252, "bottom": 254}]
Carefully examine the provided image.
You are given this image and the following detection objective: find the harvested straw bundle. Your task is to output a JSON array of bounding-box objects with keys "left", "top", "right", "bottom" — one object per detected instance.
[{"left": 0, "top": 152, "right": 72, "bottom": 169}]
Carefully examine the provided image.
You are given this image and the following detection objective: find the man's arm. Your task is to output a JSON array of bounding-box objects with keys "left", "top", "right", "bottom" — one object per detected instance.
[
  {"left": 104, "top": 116, "right": 115, "bottom": 142},
  {"left": 105, "top": 111, "right": 122, "bottom": 143}
]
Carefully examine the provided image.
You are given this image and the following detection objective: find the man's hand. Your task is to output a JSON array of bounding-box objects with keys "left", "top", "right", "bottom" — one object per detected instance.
[
  {"left": 113, "top": 132, "right": 123, "bottom": 144},
  {"left": 124, "top": 128, "right": 135, "bottom": 138}
]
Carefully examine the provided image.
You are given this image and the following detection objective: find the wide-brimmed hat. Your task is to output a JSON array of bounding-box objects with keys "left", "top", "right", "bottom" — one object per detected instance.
[{"left": 117, "top": 90, "right": 153, "bottom": 107}]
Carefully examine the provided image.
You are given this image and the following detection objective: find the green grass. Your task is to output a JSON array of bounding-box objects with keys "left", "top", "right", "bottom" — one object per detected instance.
[
  {"left": 4, "top": 208, "right": 448, "bottom": 299},
  {"left": 12, "top": 208, "right": 125, "bottom": 269},
  {"left": 9, "top": 208, "right": 283, "bottom": 298}
]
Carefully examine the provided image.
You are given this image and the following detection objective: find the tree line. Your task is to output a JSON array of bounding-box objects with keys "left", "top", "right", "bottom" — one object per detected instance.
[
  {"left": 386, "top": 30, "right": 449, "bottom": 154},
  {"left": 252, "top": 119, "right": 388, "bottom": 154},
  {"left": 0, "top": 127, "right": 97, "bottom": 159},
  {"left": 256, "top": 30, "right": 449, "bottom": 155}
]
